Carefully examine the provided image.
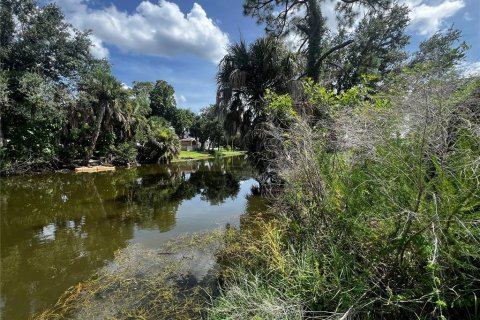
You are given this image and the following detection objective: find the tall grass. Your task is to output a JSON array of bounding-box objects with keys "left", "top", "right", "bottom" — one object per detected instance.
[{"left": 209, "top": 74, "right": 479, "bottom": 319}]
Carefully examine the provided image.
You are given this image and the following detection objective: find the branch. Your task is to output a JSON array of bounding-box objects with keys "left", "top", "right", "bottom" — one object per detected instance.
[
  {"left": 317, "top": 39, "right": 354, "bottom": 66},
  {"left": 298, "top": 39, "right": 354, "bottom": 79},
  {"left": 274, "top": 0, "right": 306, "bottom": 34}
]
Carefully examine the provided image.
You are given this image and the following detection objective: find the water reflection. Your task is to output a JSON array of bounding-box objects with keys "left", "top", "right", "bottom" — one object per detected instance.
[{"left": 0, "top": 156, "right": 258, "bottom": 320}]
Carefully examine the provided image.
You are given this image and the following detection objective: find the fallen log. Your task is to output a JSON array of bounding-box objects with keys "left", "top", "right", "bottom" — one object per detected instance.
[{"left": 75, "top": 166, "right": 115, "bottom": 173}]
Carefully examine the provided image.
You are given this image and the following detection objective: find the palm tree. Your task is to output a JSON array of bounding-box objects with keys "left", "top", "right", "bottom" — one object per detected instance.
[
  {"left": 216, "top": 36, "right": 300, "bottom": 185},
  {"left": 80, "top": 61, "right": 121, "bottom": 160},
  {"left": 216, "top": 36, "right": 298, "bottom": 142}
]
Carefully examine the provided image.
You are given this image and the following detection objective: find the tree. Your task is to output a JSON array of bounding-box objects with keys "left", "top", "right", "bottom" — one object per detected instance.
[
  {"left": 79, "top": 61, "right": 122, "bottom": 160},
  {"left": 136, "top": 117, "right": 180, "bottom": 163},
  {"left": 149, "top": 80, "right": 177, "bottom": 121},
  {"left": 0, "top": 70, "right": 9, "bottom": 148},
  {"left": 191, "top": 105, "right": 224, "bottom": 150},
  {"left": 408, "top": 28, "right": 468, "bottom": 77},
  {"left": 325, "top": 4, "right": 410, "bottom": 91},
  {"left": 217, "top": 36, "right": 297, "bottom": 142},
  {"left": 0, "top": 0, "right": 94, "bottom": 169},
  {"left": 0, "top": 0, "right": 189, "bottom": 171},
  {"left": 172, "top": 108, "right": 195, "bottom": 138},
  {"left": 191, "top": 114, "right": 209, "bottom": 150},
  {"left": 0, "top": 0, "right": 92, "bottom": 83},
  {"left": 132, "top": 81, "right": 154, "bottom": 97},
  {"left": 243, "top": 0, "right": 403, "bottom": 83}
]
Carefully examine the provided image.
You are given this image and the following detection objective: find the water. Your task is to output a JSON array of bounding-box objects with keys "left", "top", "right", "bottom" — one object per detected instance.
[{"left": 0, "top": 156, "right": 262, "bottom": 319}]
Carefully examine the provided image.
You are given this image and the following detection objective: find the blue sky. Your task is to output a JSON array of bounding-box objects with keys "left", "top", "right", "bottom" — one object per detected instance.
[{"left": 53, "top": 0, "right": 480, "bottom": 113}]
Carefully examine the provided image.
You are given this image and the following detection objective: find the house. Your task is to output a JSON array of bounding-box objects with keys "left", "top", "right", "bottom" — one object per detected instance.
[{"left": 180, "top": 137, "right": 197, "bottom": 151}]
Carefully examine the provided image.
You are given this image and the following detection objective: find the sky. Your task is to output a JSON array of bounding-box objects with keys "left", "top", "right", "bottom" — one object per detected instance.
[{"left": 51, "top": 0, "right": 480, "bottom": 113}]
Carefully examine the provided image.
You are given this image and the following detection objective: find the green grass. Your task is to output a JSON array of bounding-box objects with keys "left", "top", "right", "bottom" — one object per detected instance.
[
  {"left": 171, "top": 150, "right": 246, "bottom": 163},
  {"left": 217, "top": 150, "right": 247, "bottom": 157}
]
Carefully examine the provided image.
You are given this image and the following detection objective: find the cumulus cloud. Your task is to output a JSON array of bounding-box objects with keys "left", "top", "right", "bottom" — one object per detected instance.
[
  {"left": 332, "top": 0, "right": 466, "bottom": 36},
  {"left": 286, "top": 0, "right": 465, "bottom": 46},
  {"left": 406, "top": 0, "right": 465, "bottom": 35},
  {"left": 88, "top": 34, "right": 109, "bottom": 59},
  {"left": 58, "top": 0, "right": 229, "bottom": 63}
]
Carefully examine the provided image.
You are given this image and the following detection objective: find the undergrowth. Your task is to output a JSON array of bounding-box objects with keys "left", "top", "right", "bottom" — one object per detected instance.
[{"left": 209, "top": 75, "right": 480, "bottom": 319}]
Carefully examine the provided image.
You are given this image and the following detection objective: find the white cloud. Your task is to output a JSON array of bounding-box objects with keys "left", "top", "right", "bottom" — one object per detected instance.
[
  {"left": 175, "top": 94, "right": 187, "bottom": 104},
  {"left": 121, "top": 82, "right": 131, "bottom": 90},
  {"left": 319, "top": 0, "right": 465, "bottom": 37},
  {"left": 464, "top": 11, "right": 473, "bottom": 21},
  {"left": 406, "top": 0, "right": 465, "bottom": 35},
  {"left": 457, "top": 61, "right": 480, "bottom": 77},
  {"left": 58, "top": 0, "right": 229, "bottom": 63},
  {"left": 88, "top": 34, "right": 109, "bottom": 59}
]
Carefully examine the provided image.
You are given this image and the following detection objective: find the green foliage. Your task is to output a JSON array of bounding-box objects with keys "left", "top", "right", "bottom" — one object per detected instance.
[
  {"left": 243, "top": 0, "right": 408, "bottom": 85},
  {"left": 1, "top": 71, "right": 66, "bottom": 164},
  {"left": 265, "top": 89, "right": 296, "bottom": 120},
  {"left": 149, "top": 80, "right": 177, "bottom": 120},
  {"left": 110, "top": 142, "right": 138, "bottom": 165},
  {"left": 0, "top": 0, "right": 92, "bottom": 81},
  {"left": 0, "top": 1, "right": 186, "bottom": 172},
  {"left": 326, "top": 4, "right": 410, "bottom": 91},
  {"left": 172, "top": 108, "right": 195, "bottom": 138},
  {"left": 211, "top": 70, "right": 480, "bottom": 318},
  {"left": 190, "top": 105, "right": 224, "bottom": 150},
  {"left": 303, "top": 76, "right": 392, "bottom": 123},
  {"left": 216, "top": 36, "right": 297, "bottom": 140},
  {"left": 0, "top": 0, "right": 93, "bottom": 171},
  {"left": 131, "top": 81, "right": 154, "bottom": 96},
  {"left": 78, "top": 60, "right": 123, "bottom": 159},
  {"left": 136, "top": 117, "right": 180, "bottom": 164},
  {"left": 409, "top": 28, "right": 468, "bottom": 76}
]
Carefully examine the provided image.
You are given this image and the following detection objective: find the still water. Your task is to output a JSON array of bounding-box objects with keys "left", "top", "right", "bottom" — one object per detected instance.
[{"left": 0, "top": 156, "right": 260, "bottom": 319}]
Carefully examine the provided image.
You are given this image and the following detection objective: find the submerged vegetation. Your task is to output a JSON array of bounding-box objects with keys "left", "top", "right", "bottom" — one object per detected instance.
[
  {"left": 35, "top": 232, "right": 224, "bottom": 320},
  {"left": 1, "top": 156, "right": 256, "bottom": 319}
]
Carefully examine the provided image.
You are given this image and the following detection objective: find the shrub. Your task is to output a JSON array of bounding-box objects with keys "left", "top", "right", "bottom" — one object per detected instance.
[
  {"left": 111, "top": 142, "right": 138, "bottom": 166},
  {"left": 210, "top": 74, "right": 480, "bottom": 319}
]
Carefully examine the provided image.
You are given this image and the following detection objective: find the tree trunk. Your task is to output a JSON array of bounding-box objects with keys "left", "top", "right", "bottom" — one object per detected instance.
[
  {"left": 0, "top": 114, "right": 4, "bottom": 148},
  {"left": 306, "top": 0, "right": 323, "bottom": 83},
  {"left": 87, "top": 102, "right": 106, "bottom": 160}
]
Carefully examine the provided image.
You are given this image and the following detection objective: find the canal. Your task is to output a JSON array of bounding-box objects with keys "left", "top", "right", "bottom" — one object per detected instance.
[{"left": 0, "top": 156, "right": 262, "bottom": 319}]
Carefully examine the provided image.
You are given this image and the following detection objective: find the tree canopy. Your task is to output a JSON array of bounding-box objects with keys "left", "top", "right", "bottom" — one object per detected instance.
[
  {"left": 243, "top": 0, "right": 409, "bottom": 85},
  {"left": 0, "top": 0, "right": 189, "bottom": 173}
]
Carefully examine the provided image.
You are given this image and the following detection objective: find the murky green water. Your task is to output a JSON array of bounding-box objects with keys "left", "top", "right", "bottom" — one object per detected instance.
[{"left": 0, "top": 156, "right": 261, "bottom": 319}]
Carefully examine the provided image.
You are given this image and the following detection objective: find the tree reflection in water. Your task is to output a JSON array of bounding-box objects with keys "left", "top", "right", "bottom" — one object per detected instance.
[{"left": 0, "top": 156, "right": 256, "bottom": 320}]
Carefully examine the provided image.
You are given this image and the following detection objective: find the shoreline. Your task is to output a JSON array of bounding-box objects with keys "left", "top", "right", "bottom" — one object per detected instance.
[
  {"left": 171, "top": 150, "right": 247, "bottom": 163},
  {"left": 0, "top": 151, "right": 247, "bottom": 177}
]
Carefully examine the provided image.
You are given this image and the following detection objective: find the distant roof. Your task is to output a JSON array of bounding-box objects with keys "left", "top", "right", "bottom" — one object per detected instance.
[{"left": 180, "top": 137, "right": 196, "bottom": 141}]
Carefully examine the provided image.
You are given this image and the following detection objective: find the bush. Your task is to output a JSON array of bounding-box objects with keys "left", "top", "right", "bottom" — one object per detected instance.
[
  {"left": 111, "top": 142, "right": 138, "bottom": 166},
  {"left": 136, "top": 117, "right": 180, "bottom": 164}
]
